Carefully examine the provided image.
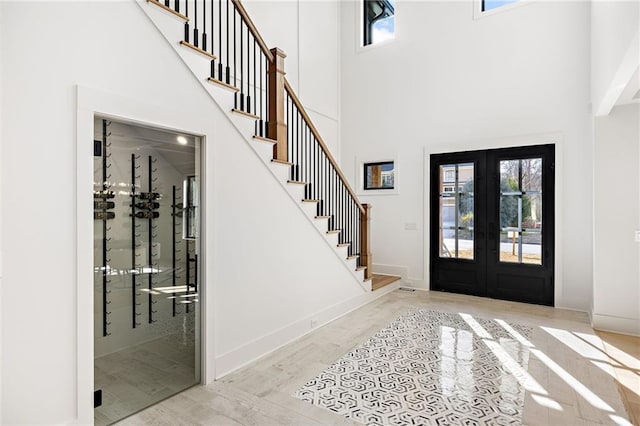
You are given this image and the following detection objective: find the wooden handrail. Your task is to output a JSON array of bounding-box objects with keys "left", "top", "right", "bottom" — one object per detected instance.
[
  {"left": 231, "top": 0, "right": 274, "bottom": 62},
  {"left": 284, "top": 79, "right": 365, "bottom": 215}
]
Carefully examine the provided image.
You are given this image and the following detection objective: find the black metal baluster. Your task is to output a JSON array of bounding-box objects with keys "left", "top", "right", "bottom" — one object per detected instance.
[
  {"left": 332, "top": 168, "right": 337, "bottom": 232},
  {"left": 219, "top": 0, "right": 224, "bottom": 80},
  {"left": 184, "top": 0, "right": 190, "bottom": 42},
  {"left": 287, "top": 97, "right": 292, "bottom": 179},
  {"left": 211, "top": 0, "right": 215, "bottom": 56},
  {"left": 308, "top": 129, "right": 311, "bottom": 201},
  {"left": 260, "top": 53, "right": 264, "bottom": 136},
  {"left": 205, "top": 0, "right": 210, "bottom": 52},
  {"left": 246, "top": 26, "right": 251, "bottom": 113},
  {"left": 233, "top": 6, "right": 237, "bottom": 101},
  {"left": 202, "top": 0, "right": 207, "bottom": 51},
  {"left": 295, "top": 110, "right": 300, "bottom": 181},
  {"left": 240, "top": 16, "right": 245, "bottom": 111},
  {"left": 315, "top": 140, "right": 319, "bottom": 201},
  {"left": 175, "top": 0, "right": 180, "bottom": 14},
  {"left": 239, "top": 17, "right": 244, "bottom": 111},
  {"left": 194, "top": 0, "right": 199, "bottom": 47}
]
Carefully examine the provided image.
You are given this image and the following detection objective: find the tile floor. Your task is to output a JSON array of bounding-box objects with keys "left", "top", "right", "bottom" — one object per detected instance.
[
  {"left": 95, "top": 325, "right": 198, "bottom": 425},
  {"left": 596, "top": 330, "right": 640, "bottom": 426},
  {"left": 116, "top": 289, "right": 635, "bottom": 425}
]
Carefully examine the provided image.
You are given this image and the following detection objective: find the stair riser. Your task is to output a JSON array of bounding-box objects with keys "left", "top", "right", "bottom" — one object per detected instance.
[
  {"left": 270, "top": 163, "right": 291, "bottom": 182},
  {"left": 313, "top": 219, "right": 329, "bottom": 234},
  {"left": 286, "top": 184, "right": 306, "bottom": 201},
  {"left": 335, "top": 245, "right": 349, "bottom": 259},
  {"left": 325, "top": 232, "right": 339, "bottom": 247},
  {"left": 250, "top": 141, "right": 274, "bottom": 163},
  {"left": 345, "top": 257, "right": 357, "bottom": 271},
  {"left": 300, "top": 202, "right": 319, "bottom": 217}
]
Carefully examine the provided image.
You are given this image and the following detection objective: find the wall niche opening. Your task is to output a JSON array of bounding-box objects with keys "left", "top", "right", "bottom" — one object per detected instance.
[{"left": 92, "top": 116, "right": 202, "bottom": 425}]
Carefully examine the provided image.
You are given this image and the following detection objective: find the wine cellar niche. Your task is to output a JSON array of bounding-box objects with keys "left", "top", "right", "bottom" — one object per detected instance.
[{"left": 93, "top": 117, "right": 201, "bottom": 425}]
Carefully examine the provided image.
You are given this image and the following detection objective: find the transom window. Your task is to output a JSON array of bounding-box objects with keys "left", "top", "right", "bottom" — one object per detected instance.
[{"left": 363, "top": 0, "right": 395, "bottom": 46}]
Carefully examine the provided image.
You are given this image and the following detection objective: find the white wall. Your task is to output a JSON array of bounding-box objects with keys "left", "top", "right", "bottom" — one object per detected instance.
[
  {"left": 1, "top": 1, "right": 365, "bottom": 424},
  {"left": 593, "top": 103, "right": 640, "bottom": 335},
  {"left": 0, "top": 2, "right": 3, "bottom": 422},
  {"left": 243, "top": 0, "right": 341, "bottom": 156},
  {"left": 340, "top": 0, "right": 593, "bottom": 310},
  {"left": 591, "top": 0, "right": 640, "bottom": 116}
]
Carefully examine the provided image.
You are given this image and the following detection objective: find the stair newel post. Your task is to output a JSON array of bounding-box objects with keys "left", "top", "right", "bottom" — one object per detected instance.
[
  {"left": 268, "top": 47, "right": 288, "bottom": 162},
  {"left": 360, "top": 203, "right": 372, "bottom": 280}
]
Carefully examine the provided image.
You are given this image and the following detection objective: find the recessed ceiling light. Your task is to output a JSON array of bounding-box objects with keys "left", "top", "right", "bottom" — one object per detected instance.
[{"left": 177, "top": 136, "right": 188, "bottom": 145}]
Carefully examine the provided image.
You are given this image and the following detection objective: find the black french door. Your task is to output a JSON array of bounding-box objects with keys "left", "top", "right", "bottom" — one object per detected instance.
[{"left": 429, "top": 144, "right": 555, "bottom": 306}]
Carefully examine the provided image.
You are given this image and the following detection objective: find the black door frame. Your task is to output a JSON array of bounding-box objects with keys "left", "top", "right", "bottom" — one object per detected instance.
[{"left": 429, "top": 144, "right": 555, "bottom": 306}]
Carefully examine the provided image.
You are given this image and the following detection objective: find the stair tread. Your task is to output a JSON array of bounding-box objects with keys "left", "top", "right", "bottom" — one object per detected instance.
[
  {"left": 253, "top": 135, "right": 276, "bottom": 144},
  {"left": 356, "top": 266, "right": 367, "bottom": 271},
  {"left": 302, "top": 199, "right": 321, "bottom": 203},
  {"left": 207, "top": 77, "right": 240, "bottom": 92},
  {"left": 326, "top": 230, "right": 340, "bottom": 234},
  {"left": 272, "top": 159, "right": 292, "bottom": 165},
  {"left": 232, "top": 108, "right": 260, "bottom": 120},
  {"left": 337, "top": 243, "right": 350, "bottom": 247},
  {"left": 180, "top": 40, "right": 216, "bottom": 60},
  {"left": 147, "top": 0, "right": 189, "bottom": 21},
  {"left": 347, "top": 255, "right": 359, "bottom": 260},
  {"left": 287, "top": 180, "right": 307, "bottom": 185},
  {"left": 315, "top": 215, "right": 331, "bottom": 219}
]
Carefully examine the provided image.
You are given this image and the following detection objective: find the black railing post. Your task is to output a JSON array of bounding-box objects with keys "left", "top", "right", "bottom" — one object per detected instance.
[
  {"left": 184, "top": 0, "right": 190, "bottom": 42},
  {"left": 194, "top": 0, "right": 199, "bottom": 47}
]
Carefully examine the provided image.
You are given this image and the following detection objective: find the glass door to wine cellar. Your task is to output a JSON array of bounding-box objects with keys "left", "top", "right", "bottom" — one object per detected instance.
[{"left": 93, "top": 117, "right": 201, "bottom": 425}]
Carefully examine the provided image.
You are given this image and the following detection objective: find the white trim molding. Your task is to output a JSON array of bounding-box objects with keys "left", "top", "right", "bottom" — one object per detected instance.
[
  {"left": 75, "top": 85, "right": 213, "bottom": 424},
  {"left": 423, "top": 132, "right": 565, "bottom": 307}
]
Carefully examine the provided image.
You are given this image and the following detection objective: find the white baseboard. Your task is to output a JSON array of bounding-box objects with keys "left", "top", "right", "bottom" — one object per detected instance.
[
  {"left": 213, "top": 282, "right": 402, "bottom": 379},
  {"left": 592, "top": 312, "right": 640, "bottom": 337}
]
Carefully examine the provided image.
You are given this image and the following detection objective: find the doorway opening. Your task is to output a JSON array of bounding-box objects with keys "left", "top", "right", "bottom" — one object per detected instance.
[
  {"left": 430, "top": 144, "right": 555, "bottom": 305},
  {"left": 93, "top": 117, "right": 202, "bottom": 424}
]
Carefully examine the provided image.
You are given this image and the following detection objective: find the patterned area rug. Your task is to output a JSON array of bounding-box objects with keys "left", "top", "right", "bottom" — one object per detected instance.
[{"left": 294, "top": 309, "right": 534, "bottom": 426}]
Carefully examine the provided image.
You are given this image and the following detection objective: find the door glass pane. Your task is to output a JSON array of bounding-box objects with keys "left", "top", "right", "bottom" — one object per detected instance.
[
  {"left": 94, "top": 118, "right": 201, "bottom": 425},
  {"left": 500, "top": 159, "right": 520, "bottom": 193},
  {"left": 499, "top": 230, "right": 520, "bottom": 263},
  {"left": 522, "top": 158, "right": 542, "bottom": 192},
  {"left": 498, "top": 158, "right": 542, "bottom": 265},
  {"left": 500, "top": 195, "right": 520, "bottom": 229},
  {"left": 522, "top": 194, "right": 542, "bottom": 230},
  {"left": 522, "top": 232, "right": 542, "bottom": 265},
  {"left": 439, "top": 163, "right": 474, "bottom": 259}
]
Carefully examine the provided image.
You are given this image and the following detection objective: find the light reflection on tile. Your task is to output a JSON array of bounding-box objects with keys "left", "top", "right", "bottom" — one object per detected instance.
[{"left": 294, "top": 310, "right": 534, "bottom": 425}]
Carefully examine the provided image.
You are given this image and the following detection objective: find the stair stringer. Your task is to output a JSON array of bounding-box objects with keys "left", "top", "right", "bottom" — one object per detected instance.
[{"left": 138, "top": 0, "right": 371, "bottom": 291}]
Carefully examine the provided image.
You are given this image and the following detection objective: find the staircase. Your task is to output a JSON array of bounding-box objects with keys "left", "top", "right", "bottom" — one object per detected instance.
[{"left": 140, "top": 0, "right": 373, "bottom": 289}]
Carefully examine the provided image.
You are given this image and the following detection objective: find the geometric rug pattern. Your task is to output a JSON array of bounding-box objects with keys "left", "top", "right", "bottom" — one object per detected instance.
[{"left": 294, "top": 309, "right": 534, "bottom": 426}]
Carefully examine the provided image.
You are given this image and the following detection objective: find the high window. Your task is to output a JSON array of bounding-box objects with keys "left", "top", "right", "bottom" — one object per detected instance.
[
  {"left": 482, "top": 0, "right": 520, "bottom": 12},
  {"left": 363, "top": 0, "right": 395, "bottom": 46}
]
